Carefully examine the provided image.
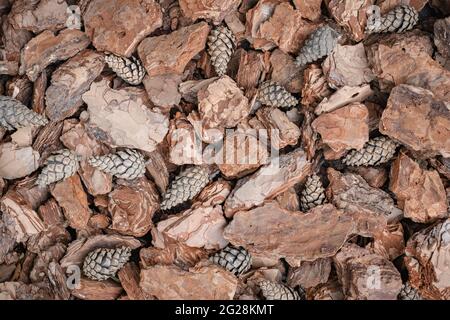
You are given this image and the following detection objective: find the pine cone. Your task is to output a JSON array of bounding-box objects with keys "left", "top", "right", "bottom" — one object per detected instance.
[
  {"left": 82, "top": 246, "right": 132, "bottom": 281},
  {"left": 257, "top": 81, "right": 297, "bottom": 109},
  {"left": 366, "top": 5, "right": 418, "bottom": 34},
  {"left": 398, "top": 283, "right": 422, "bottom": 300},
  {"left": 209, "top": 245, "right": 252, "bottom": 276},
  {"left": 342, "top": 136, "right": 398, "bottom": 167},
  {"left": 104, "top": 54, "right": 146, "bottom": 85},
  {"left": 207, "top": 25, "right": 236, "bottom": 76},
  {"left": 295, "top": 25, "right": 341, "bottom": 68},
  {"left": 300, "top": 174, "right": 326, "bottom": 211},
  {"left": 0, "top": 95, "right": 48, "bottom": 130},
  {"left": 160, "top": 166, "right": 211, "bottom": 210},
  {"left": 88, "top": 148, "right": 146, "bottom": 180},
  {"left": 258, "top": 280, "right": 303, "bottom": 300},
  {"left": 36, "top": 149, "right": 80, "bottom": 187}
]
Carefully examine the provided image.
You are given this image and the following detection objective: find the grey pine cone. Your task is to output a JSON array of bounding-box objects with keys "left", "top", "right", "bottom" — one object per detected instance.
[
  {"left": 300, "top": 174, "right": 326, "bottom": 211},
  {"left": 36, "top": 149, "right": 80, "bottom": 187},
  {"left": 366, "top": 5, "right": 418, "bottom": 34},
  {"left": 88, "top": 148, "right": 146, "bottom": 180},
  {"left": 160, "top": 166, "right": 211, "bottom": 210},
  {"left": 207, "top": 25, "right": 236, "bottom": 76},
  {"left": 258, "top": 81, "right": 297, "bottom": 109},
  {"left": 0, "top": 95, "right": 48, "bottom": 130},
  {"left": 82, "top": 246, "right": 132, "bottom": 281},
  {"left": 209, "top": 245, "right": 252, "bottom": 276},
  {"left": 105, "top": 54, "right": 146, "bottom": 85},
  {"left": 342, "top": 136, "right": 398, "bottom": 167},
  {"left": 295, "top": 25, "right": 341, "bottom": 68},
  {"left": 398, "top": 282, "right": 422, "bottom": 300},
  {"left": 258, "top": 280, "right": 304, "bottom": 300}
]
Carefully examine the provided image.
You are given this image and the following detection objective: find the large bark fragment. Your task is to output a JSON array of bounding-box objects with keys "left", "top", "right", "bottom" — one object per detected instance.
[
  {"left": 224, "top": 202, "right": 354, "bottom": 266},
  {"left": 287, "top": 258, "right": 332, "bottom": 288},
  {"left": 380, "top": 84, "right": 450, "bottom": 158},
  {"left": 389, "top": 152, "right": 448, "bottom": 223},
  {"left": 82, "top": 80, "right": 169, "bottom": 153},
  {"left": 152, "top": 205, "right": 228, "bottom": 250},
  {"left": 0, "top": 143, "right": 39, "bottom": 180},
  {"left": 312, "top": 103, "right": 369, "bottom": 154},
  {"left": 368, "top": 31, "right": 450, "bottom": 101},
  {"left": 315, "top": 85, "right": 373, "bottom": 115},
  {"left": 83, "top": 0, "right": 163, "bottom": 57},
  {"left": 51, "top": 175, "right": 91, "bottom": 231},
  {"left": 224, "top": 148, "right": 312, "bottom": 217},
  {"left": 9, "top": 0, "right": 68, "bottom": 33},
  {"left": 405, "top": 219, "right": 450, "bottom": 300},
  {"left": 142, "top": 74, "right": 182, "bottom": 111},
  {"left": 140, "top": 264, "right": 237, "bottom": 300},
  {"left": 323, "top": 43, "right": 375, "bottom": 89},
  {"left": 327, "top": 168, "right": 403, "bottom": 237},
  {"left": 71, "top": 278, "right": 123, "bottom": 300},
  {"left": 138, "top": 22, "right": 210, "bottom": 77},
  {"left": 19, "top": 29, "right": 90, "bottom": 81},
  {"left": 179, "top": 0, "right": 241, "bottom": 24},
  {"left": 108, "top": 178, "right": 159, "bottom": 237},
  {"left": 334, "top": 243, "right": 402, "bottom": 300},
  {"left": 45, "top": 50, "right": 105, "bottom": 121}
]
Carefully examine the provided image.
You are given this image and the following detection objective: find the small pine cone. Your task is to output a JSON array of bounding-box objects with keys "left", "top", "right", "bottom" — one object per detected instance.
[
  {"left": 209, "top": 245, "right": 252, "bottom": 276},
  {"left": 258, "top": 81, "right": 297, "bottom": 109},
  {"left": 366, "top": 5, "right": 418, "bottom": 34},
  {"left": 398, "top": 283, "right": 423, "bottom": 300},
  {"left": 207, "top": 25, "right": 236, "bottom": 76},
  {"left": 88, "top": 149, "right": 146, "bottom": 180},
  {"left": 295, "top": 25, "right": 341, "bottom": 68},
  {"left": 0, "top": 95, "right": 48, "bottom": 130},
  {"left": 36, "top": 149, "right": 80, "bottom": 187},
  {"left": 342, "top": 136, "right": 398, "bottom": 167},
  {"left": 300, "top": 174, "right": 326, "bottom": 211},
  {"left": 82, "top": 246, "right": 132, "bottom": 281},
  {"left": 258, "top": 280, "right": 303, "bottom": 300},
  {"left": 104, "top": 54, "right": 145, "bottom": 85},
  {"left": 161, "top": 166, "right": 211, "bottom": 210}
]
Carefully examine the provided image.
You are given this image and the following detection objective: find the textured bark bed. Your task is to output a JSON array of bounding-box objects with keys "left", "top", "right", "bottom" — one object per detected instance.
[{"left": 0, "top": 0, "right": 449, "bottom": 301}]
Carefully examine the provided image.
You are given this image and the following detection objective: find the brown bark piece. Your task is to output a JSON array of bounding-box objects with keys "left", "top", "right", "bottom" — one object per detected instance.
[
  {"left": 224, "top": 148, "right": 312, "bottom": 217},
  {"left": 19, "top": 29, "right": 90, "bottom": 81},
  {"left": 275, "top": 187, "right": 300, "bottom": 211},
  {"left": 168, "top": 115, "right": 203, "bottom": 165},
  {"left": 369, "top": 223, "right": 405, "bottom": 261},
  {"left": 45, "top": 50, "right": 105, "bottom": 121},
  {"left": 312, "top": 103, "right": 369, "bottom": 154},
  {"left": 334, "top": 243, "right": 402, "bottom": 300},
  {"left": 368, "top": 31, "right": 450, "bottom": 101},
  {"left": 152, "top": 205, "right": 228, "bottom": 250},
  {"left": 118, "top": 263, "right": 151, "bottom": 300},
  {"left": 269, "top": 49, "right": 303, "bottom": 93},
  {"left": 108, "top": 177, "right": 159, "bottom": 237},
  {"left": 51, "top": 175, "right": 91, "bottom": 230},
  {"left": 405, "top": 219, "right": 450, "bottom": 300},
  {"left": 256, "top": 107, "right": 301, "bottom": 149},
  {"left": 380, "top": 85, "right": 450, "bottom": 158},
  {"left": 327, "top": 168, "right": 403, "bottom": 237},
  {"left": 346, "top": 166, "right": 388, "bottom": 188},
  {"left": 138, "top": 22, "right": 210, "bottom": 77},
  {"left": 9, "top": 0, "right": 68, "bottom": 33},
  {"left": 293, "top": 0, "right": 322, "bottom": 21},
  {"left": 216, "top": 130, "right": 269, "bottom": 179},
  {"left": 323, "top": 43, "right": 375, "bottom": 89},
  {"left": 434, "top": 17, "right": 450, "bottom": 68},
  {"left": 145, "top": 149, "right": 169, "bottom": 194},
  {"left": 224, "top": 202, "right": 353, "bottom": 266},
  {"left": 198, "top": 75, "right": 249, "bottom": 139},
  {"left": 0, "top": 281, "right": 53, "bottom": 300},
  {"left": 301, "top": 64, "right": 332, "bottom": 108},
  {"left": 236, "top": 50, "right": 270, "bottom": 92},
  {"left": 142, "top": 74, "right": 182, "bottom": 111},
  {"left": 1, "top": 18, "right": 32, "bottom": 65},
  {"left": 287, "top": 258, "right": 332, "bottom": 288},
  {"left": 140, "top": 264, "right": 237, "bottom": 300},
  {"left": 327, "top": 0, "right": 373, "bottom": 42},
  {"left": 389, "top": 152, "right": 448, "bottom": 223},
  {"left": 71, "top": 278, "right": 123, "bottom": 300},
  {"left": 179, "top": 0, "right": 241, "bottom": 24},
  {"left": 83, "top": 0, "right": 162, "bottom": 57},
  {"left": 0, "top": 143, "right": 39, "bottom": 180},
  {"left": 258, "top": 2, "right": 321, "bottom": 54},
  {"left": 82, "top": 80, "right": 169, "bottom": 153}
]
